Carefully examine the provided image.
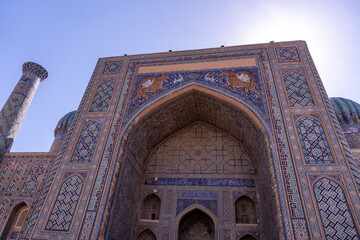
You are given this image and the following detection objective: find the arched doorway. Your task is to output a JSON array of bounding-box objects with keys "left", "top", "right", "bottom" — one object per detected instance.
[
  {"left": 1, "top": 202, "right": 29, "bottom": 239},
  {"left": 239, "top": 234, "right": 257, "bottom": 240},
  {"left": 104, "top": 87, "right": 282, "bottom": 239},
  {"left": 138, "top": 229, "right": 156, "bottom": 240},
  {"left": 179, "top": 209, "right": 214, "bottom": 240}
]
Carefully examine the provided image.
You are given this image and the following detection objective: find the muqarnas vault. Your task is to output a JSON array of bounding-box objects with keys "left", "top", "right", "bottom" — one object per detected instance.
[{"left": 0, "top": 41, "right": 359, "bottom": 240}]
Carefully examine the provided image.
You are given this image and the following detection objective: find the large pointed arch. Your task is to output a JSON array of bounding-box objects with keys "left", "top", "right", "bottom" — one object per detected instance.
[{"left": 103, "top": 85, "right": 284, "bottom": 239}]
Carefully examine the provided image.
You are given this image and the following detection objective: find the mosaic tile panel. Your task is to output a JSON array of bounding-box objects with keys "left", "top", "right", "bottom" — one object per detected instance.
[
  {"left": 162, "top": 226, "right": 170, "bottom": 240},
  {"left": 176, "top": 199, "right": 217, "bottom": 216},
  {"left": 1, "top": 92, "right": 26, "bottom": 124},
  {"left": 224, "top": 229, "right": 231, "bottom": 240},
  {"left": 222, "top": 191, "right": 230, "bottom": 219},
  {"left": 0, "top": 92, "right": 26, "bottom": 156},
  {"left": 145, "top": 122, "right": 255, "bottom": 174},
  {"left": 45, "top": 175, "right": 84, "bottom": 231},
  {"left": 262, "top": 45, "right": 310, "bottom": 237},
  {"left": 70, "top": 120, "right": 102, "bottom": 163},
  {"left": 165, "top": 189, "right": 173, "bottom": 214},
  {"left": 0, "top": 198, "right": 10, "bottom": 225},
  {"left": 303, "top": 42, "right": 360, "bottom": 193},
  {"left": 353, "top": 152, "right": 360, "bottom": 169},
  {"left": 282, "top": 71, "right": 315, "bottom": 107},
  {"left": 275, "top": 46, "right": 301, "bottom": 63},
  {"left": 129, "top": 67, "right": 265, "bottom": 118},
  {"left": 314, "top": 178, "right": 359, "bottom": 239},
  {"left": 6, "top": 162, "right": 27, "bottom": 193},
  {"left": 21, "top": 162, "right": 46, "bottom": 194},
  {"left": 78, "top": 211, "right": 96, "bottom": 240},
  {"left": 292, "top": 219, "right": 310, "bottom": 240},
  {"left": 0, "top": 162, "right": 13, "bottom": 190},
  {"left": 89, "top": 81, "right": 115, "bottom": 112},
  {"left": 296, "top": 116, "right": 334, "bottom": 164},
  {"left": 102, "top": 61, "right": 122, "bottom": 75},
  {"left": 177, "top": 191, "right": 217, "bottom": 199},
  {"left": 146, "top": 177, "right": 254, "bottom": 187}
]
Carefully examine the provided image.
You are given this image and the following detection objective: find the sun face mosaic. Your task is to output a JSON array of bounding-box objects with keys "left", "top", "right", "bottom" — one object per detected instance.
[{"left": 128, "top": 67, "right": 265, "bottom": 117}]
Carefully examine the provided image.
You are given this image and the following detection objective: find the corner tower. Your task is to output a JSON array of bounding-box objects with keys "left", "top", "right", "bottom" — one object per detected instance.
[{"left": 0, "top": 62, "right": 48, "bottom": 157}]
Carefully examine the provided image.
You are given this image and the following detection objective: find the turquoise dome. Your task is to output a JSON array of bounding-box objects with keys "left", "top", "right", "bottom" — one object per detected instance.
[
  {"left": 54, "top": 110, "right": 77, "bottom": 136},
  {"left": 330, "top": 97, "right": 360, "bottom": 124}
]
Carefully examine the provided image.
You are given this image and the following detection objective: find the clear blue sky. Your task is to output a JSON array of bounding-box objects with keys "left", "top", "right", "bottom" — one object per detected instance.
[{"left": 1, "top": 0, "right": 360, "bottom": 152}]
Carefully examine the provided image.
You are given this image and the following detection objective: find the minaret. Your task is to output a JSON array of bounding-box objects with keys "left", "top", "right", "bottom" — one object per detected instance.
[{"left": 0, "top": 62, "right": 48, "bottom": 157}]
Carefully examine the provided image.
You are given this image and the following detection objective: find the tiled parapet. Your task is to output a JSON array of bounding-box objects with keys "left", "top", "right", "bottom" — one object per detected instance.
[{"left": 0, "top": 62, "right": 48, "bottom": 157}]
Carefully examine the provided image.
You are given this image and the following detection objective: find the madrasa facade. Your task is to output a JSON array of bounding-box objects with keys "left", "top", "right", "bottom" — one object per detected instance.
[{"left": 0, "top": 40, "right": 359, "bottom": 240}]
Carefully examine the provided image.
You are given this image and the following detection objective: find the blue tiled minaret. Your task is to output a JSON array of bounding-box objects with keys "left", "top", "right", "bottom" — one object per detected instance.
[{"left": 0, "top": 62, "right": 48, "bottom": 157}]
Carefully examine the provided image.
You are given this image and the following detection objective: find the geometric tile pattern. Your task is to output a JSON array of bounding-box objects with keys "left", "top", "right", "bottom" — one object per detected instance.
[
  {"left": 0, "top": 162, "right": 13, "bottom": 190},
  {"left": 292, "top": 219, "right": 310, "bottom": 240},
  {"left": 283, "top": 71, "right": 315, "bottom": 107},
  {"left": 102, "top": 61, "right": 122, "bottom": 75},
  {"left": 70, "top": 120, "right": 102, "bottom": 163},
  {"left": 0, "top": 153, "right": 55, "bottom": 239},
  {"left": 78, "top": 211, "right": 96, "bottom": 239},
  {"left": 305, "top": 33, "right": 360, "bottom": 194},
  {"left": 6, "top": 162, "right": 27, "bottom": 193},
  {"left": 145, "top": 122, "right": 255, "bottom": 174},
  {"left": 176, "top": 199, "right": 218, "bottom": 216},
  {"left": 275, "top": 46, "right": 301, "bottom": 63},
  {"left": 314, "top": 178, "right": 359, "bottom": 239},
  {"left": 21, "top": 162, "right": 46, "bottom": 194},
  {"left": 296, "top": 116, "right": 334, "bottom": 164},
  {"left": 89, "top": 81, "right": 115, "bottom": 112},
  {"left": 0, "top": 198, "right": 10, "bottom": 226},
  {"left": 223, "top": 229, "right": 231, "bottom": 240},
  {"left": 45, "top": 175, "right": 84, "bottom": 231}
]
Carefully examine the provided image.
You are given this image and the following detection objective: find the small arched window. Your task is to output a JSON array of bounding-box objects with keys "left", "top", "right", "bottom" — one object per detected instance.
[
  {"left": 138, "top": 229, "right": 156, "bottom": 240},
  {"left": 141, "top": 194, "right": 161, "bottom": 220},
  {"left": 1, "top": 202, "right": 29, "bottom": 239},
  {"left": 240, "top": 234, "right": 257, "bottom": 240},
  {"left": 235, "top": 196, "right": 257, "bottom": 224}
]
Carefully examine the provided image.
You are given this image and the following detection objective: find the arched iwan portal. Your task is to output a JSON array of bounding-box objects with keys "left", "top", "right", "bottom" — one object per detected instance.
[{"left": 104, "top": 86, "right": 283, "bottom": 239}]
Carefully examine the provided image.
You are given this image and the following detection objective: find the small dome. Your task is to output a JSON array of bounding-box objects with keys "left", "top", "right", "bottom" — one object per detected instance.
[
  {"left": 54, "top": 110, "right": 77, "bottom": 136},
  {"left": 330, "top": 97, "right": 360, "bottom": 124}
]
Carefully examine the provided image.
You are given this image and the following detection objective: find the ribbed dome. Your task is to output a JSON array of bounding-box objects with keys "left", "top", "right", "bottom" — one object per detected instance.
[
  {"left": 54, "top": 110, "right": 77, "bottom": 136},
  {"left": 330, "top": 97, "right": 360, "bottom": 124}
]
